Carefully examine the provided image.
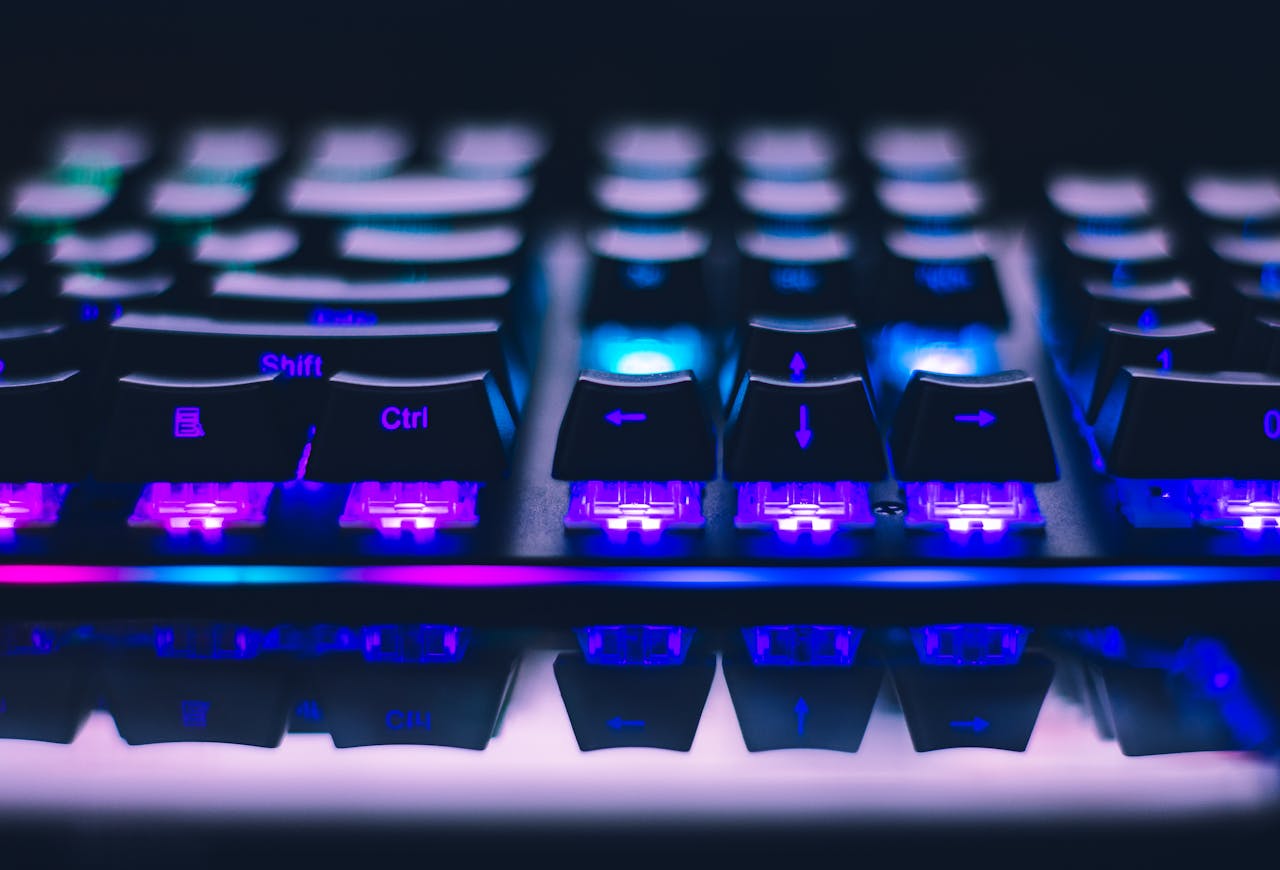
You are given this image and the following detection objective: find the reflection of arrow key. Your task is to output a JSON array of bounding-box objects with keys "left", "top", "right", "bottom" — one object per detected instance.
[
  {"left": 607, "top": 716, "right": 645, "bottom": 730},
  {"left": 794, "top": 697, "right": 809, "bottom": 736},
  {"left": 890, "top": 369, "right": 1059, "bottom": 482},
  {"left": 948, "top": 716, "right": 990, "bottom": 732}
]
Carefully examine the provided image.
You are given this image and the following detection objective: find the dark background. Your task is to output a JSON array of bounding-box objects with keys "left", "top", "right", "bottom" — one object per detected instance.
[{"left": 3, "top": 1, "right": 1279, "bottom": 863}]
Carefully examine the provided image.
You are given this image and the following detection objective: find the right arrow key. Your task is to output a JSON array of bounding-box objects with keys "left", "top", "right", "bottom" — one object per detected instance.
[{"left": 889, "top": 369, "right": 1059, "bottom": 482}]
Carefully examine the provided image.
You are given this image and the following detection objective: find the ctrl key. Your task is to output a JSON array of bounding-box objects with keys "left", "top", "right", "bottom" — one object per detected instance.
[
  {"left": 103, "top": 658, "right": 293, "bottom": 747},
  {"left": 310, "top": 652, "right": 518, "bottom": 749}
]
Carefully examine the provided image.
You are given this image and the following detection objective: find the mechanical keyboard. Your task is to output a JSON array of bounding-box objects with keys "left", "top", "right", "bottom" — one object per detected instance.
[{"left": 0, "top": 114, "right": 1277, "bottom": 846}]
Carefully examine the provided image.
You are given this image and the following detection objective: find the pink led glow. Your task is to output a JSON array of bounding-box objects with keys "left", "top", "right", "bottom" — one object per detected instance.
[
  {"left": 0, "top": 484, "right": 68, "bottom": 531},
  {"left": 734, "top": 482, "right": 873, "bottom": 542},
  {"left": 129, "top": 482, "right": 273, "bottom": 535},
  {"left": 339, "top": 481, "right": 480, "bottom": 539},
  {"left": 564, "top": 481, "right": 704, "bottom": 542}
]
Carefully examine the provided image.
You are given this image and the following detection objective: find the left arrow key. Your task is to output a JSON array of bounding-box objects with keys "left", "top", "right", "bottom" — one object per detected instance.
[{"left": 553, "top": 370, "right": 716, "bottom": 481}]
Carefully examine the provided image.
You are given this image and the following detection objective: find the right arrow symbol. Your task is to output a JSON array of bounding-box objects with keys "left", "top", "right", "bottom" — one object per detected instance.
[
  {"left": 949, "top": 716, "right": 990, "bottom": 732},
  {"left": 954, "top": 410, "right": 996, "bottom": 428},
  {"left": 795, "top": 404, "right": 812, "bottom": 449}
]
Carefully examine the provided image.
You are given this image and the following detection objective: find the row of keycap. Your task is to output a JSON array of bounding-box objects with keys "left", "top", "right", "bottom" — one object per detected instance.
[{"left": 0, "top": 630, "right": 1257, "bottom": 757}]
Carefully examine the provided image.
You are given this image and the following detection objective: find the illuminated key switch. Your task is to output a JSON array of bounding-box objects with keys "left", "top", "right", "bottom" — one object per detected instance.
[{"left": 306, "top": 370, "right": 516, "bottom": 536}]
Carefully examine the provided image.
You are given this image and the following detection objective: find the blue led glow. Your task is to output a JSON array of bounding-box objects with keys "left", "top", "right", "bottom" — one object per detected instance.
[
  {"left": 912, "top": 624, "right": 1030, "bottom": 666},
  {"left": 914, "top": 263, "right": 973, "bottom": 293},
  {"left": 872, "top": 323, "right": 1000, "bottom": 396},
  {"left": 743, "top": 625, "right": 861, "bottom": 667},
  {"left": 770, "top": 265, "right": 819, "bottom": 293},
  {"left": 0, "top": 625, "right": 58, "bottom": 654},
  {"left": 576, "top": 625, "right": 693, "bottom": 666},
  {"left": 623, "top": 262, "right": 666, "bottom": 289},
  {"left": 1116, "top": 479, "right": 1280, "bottom": 530},
  {"left": 583, "top": 323, "right": 706, "bottom": 376},
  {"left": 309, "top": 307, "right": 377, "bottom": 326}
]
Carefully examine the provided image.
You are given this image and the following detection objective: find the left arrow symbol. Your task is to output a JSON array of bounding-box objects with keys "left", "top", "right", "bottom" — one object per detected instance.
[{"left": 605, "top": 409, "right": 647, "bottom": 426}]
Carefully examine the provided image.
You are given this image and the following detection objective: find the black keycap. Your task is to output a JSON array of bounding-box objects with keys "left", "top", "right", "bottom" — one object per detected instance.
[
  {"left": 9, "top": 177, "right": 114, "bottom": 225},
  {"left": 335, "top": 221, "right": 525, "bottom": 273},
  {"left": 0, "top": 655, "right": 94, "bottom": 743},
  {"left": 875, "top": 177, "right": 987, "bottom": 228},
  {"left": 52, "top": 125, "right": 152, "bottom": 174},
  {"left": 58, "top": 271, "right": 175, "bottom": 327},
  {"left": 870, "top": 229, "right": 1007, "bottom": 326},
  {"left": 1046, "top": 171, "right": 1157, "bottom": 228},
  {"left": 733, "top": 315, "right": 868, "bottom": 394},
  {"left": 306, "top": 370, "right": 515, "bottom": 482},
  {"left": 890, "top": 370, "right": 1059, "bottom": 482},
  {"left": 862, "top": 122, "right": 974, "bottom": 181},
  {"left": 96, "top": 373, "right": 301, "bottom": 483},
  {"left": 211, "top": 271, "right": 515, "bottom": 322},
  {"left": 0, "top": 271, "right": 49, "bottom": 320},
  {"left": 584, "top": 225, "right": 710, "bottom": 325},
  {"left": 596, "top": 121, "right": 710, "bottom": 177},
  {"left": 0, "top": 322, "right": 68, "bottom": 377},
  {"left": 1237, "top": 315, "right": 1280, "bottom": 373},
  {"left": 1186, "top": 171, "right": 1280, "bottom": 234},
  {"left": 106, "top": 312, "right": 522, "bottom": 414},
  {"left": 173, "top": 123, "right": 284, "bottom": 178},
  {"left": 104, "top": 658, "right": 293, "bottom": 747},
  {"left": 554, "top": 652, "right": 716, "bottom": 751},
  {"left": 145, "top": 177, "right": 256, "bottom": 224},
  {"left": 731, "top": 124, "right": 840, "bottom": 179},
  {"left": 191, "top": 224, "right": 301, "bottom": 269},
  {"left": 49, "top": 226, "right": 159, "bottom": 269},
  {"left": 734, "top": 177, "right": 850, "bottom": 222},
  {"left": 591, "top": 174, "right": 709, "bottom": 222},
  {"left": 552, "top": 370, "right": 716, "bottom": 481},
  {"left": 1094, "top": 368, "right": 1280, "bottom": 478},
  {"left": 1066, "top": 276, "right": 1203, "bottom": 336},
  {"left": 435, "top": 120, "right": 550, "bottom": 178},
  {"left": 722, "top": 653, "right": 883, "bottom": 752},
  {"left": 0, "top": 371, "right": 85, "bottom": 481},
  {"left": 284, "top": 173, "right": 533, "bottom": 220},
  {"left": 890, "top": 655, "right": 1055, "bottom": 752},
  {"left": 1070, "top": 319, "right": 1224, "bottom": 422},
  {"left": 312, "top": 653, "right": 517, "bottom": 749},
  {"left": 1057, "top": 225, "right": 1179, "bottom": 286},
  {"left": 725, "top": 373, "right": 886, "bottom": 482},
  {"left": 299, "top": 122, "right": 413, "bottom": 180},
  {"left": 738, "top": 227, "right": 856, "bottom": 319},
  {"left": 1091, "top": 662, "right": 1244, "bottom": 756}
]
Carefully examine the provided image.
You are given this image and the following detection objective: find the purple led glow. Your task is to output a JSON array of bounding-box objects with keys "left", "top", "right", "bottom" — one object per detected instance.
[
  {"left": 339, "top": 481, "right": 480, "bottom": 538},
  {"left": 734, "top": 481, "right": 873, "bottom": 542},
  {"left": 903, "top": 482, "right": 1043, "bottom": 537},
  {"left": 0, "top": 483, "right": 69, "bottom": 531},
  {"left": 129, "top": 482, "right": 273, "bottom": 534},
  {"left": 744, "top": 625, "right": 862, "bottom": 667},
  {"left": 563, "top": 480, "right": 704, "bottom": 541},
  {"left": 912, "top": 624, "right": 1030, "bottom": 666},
  {"left": 1116, "top": 479, "right": 1280, "bottom": 530},
  {"left": 576, "top": 625, "right": 693, "bottom": 666}
]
